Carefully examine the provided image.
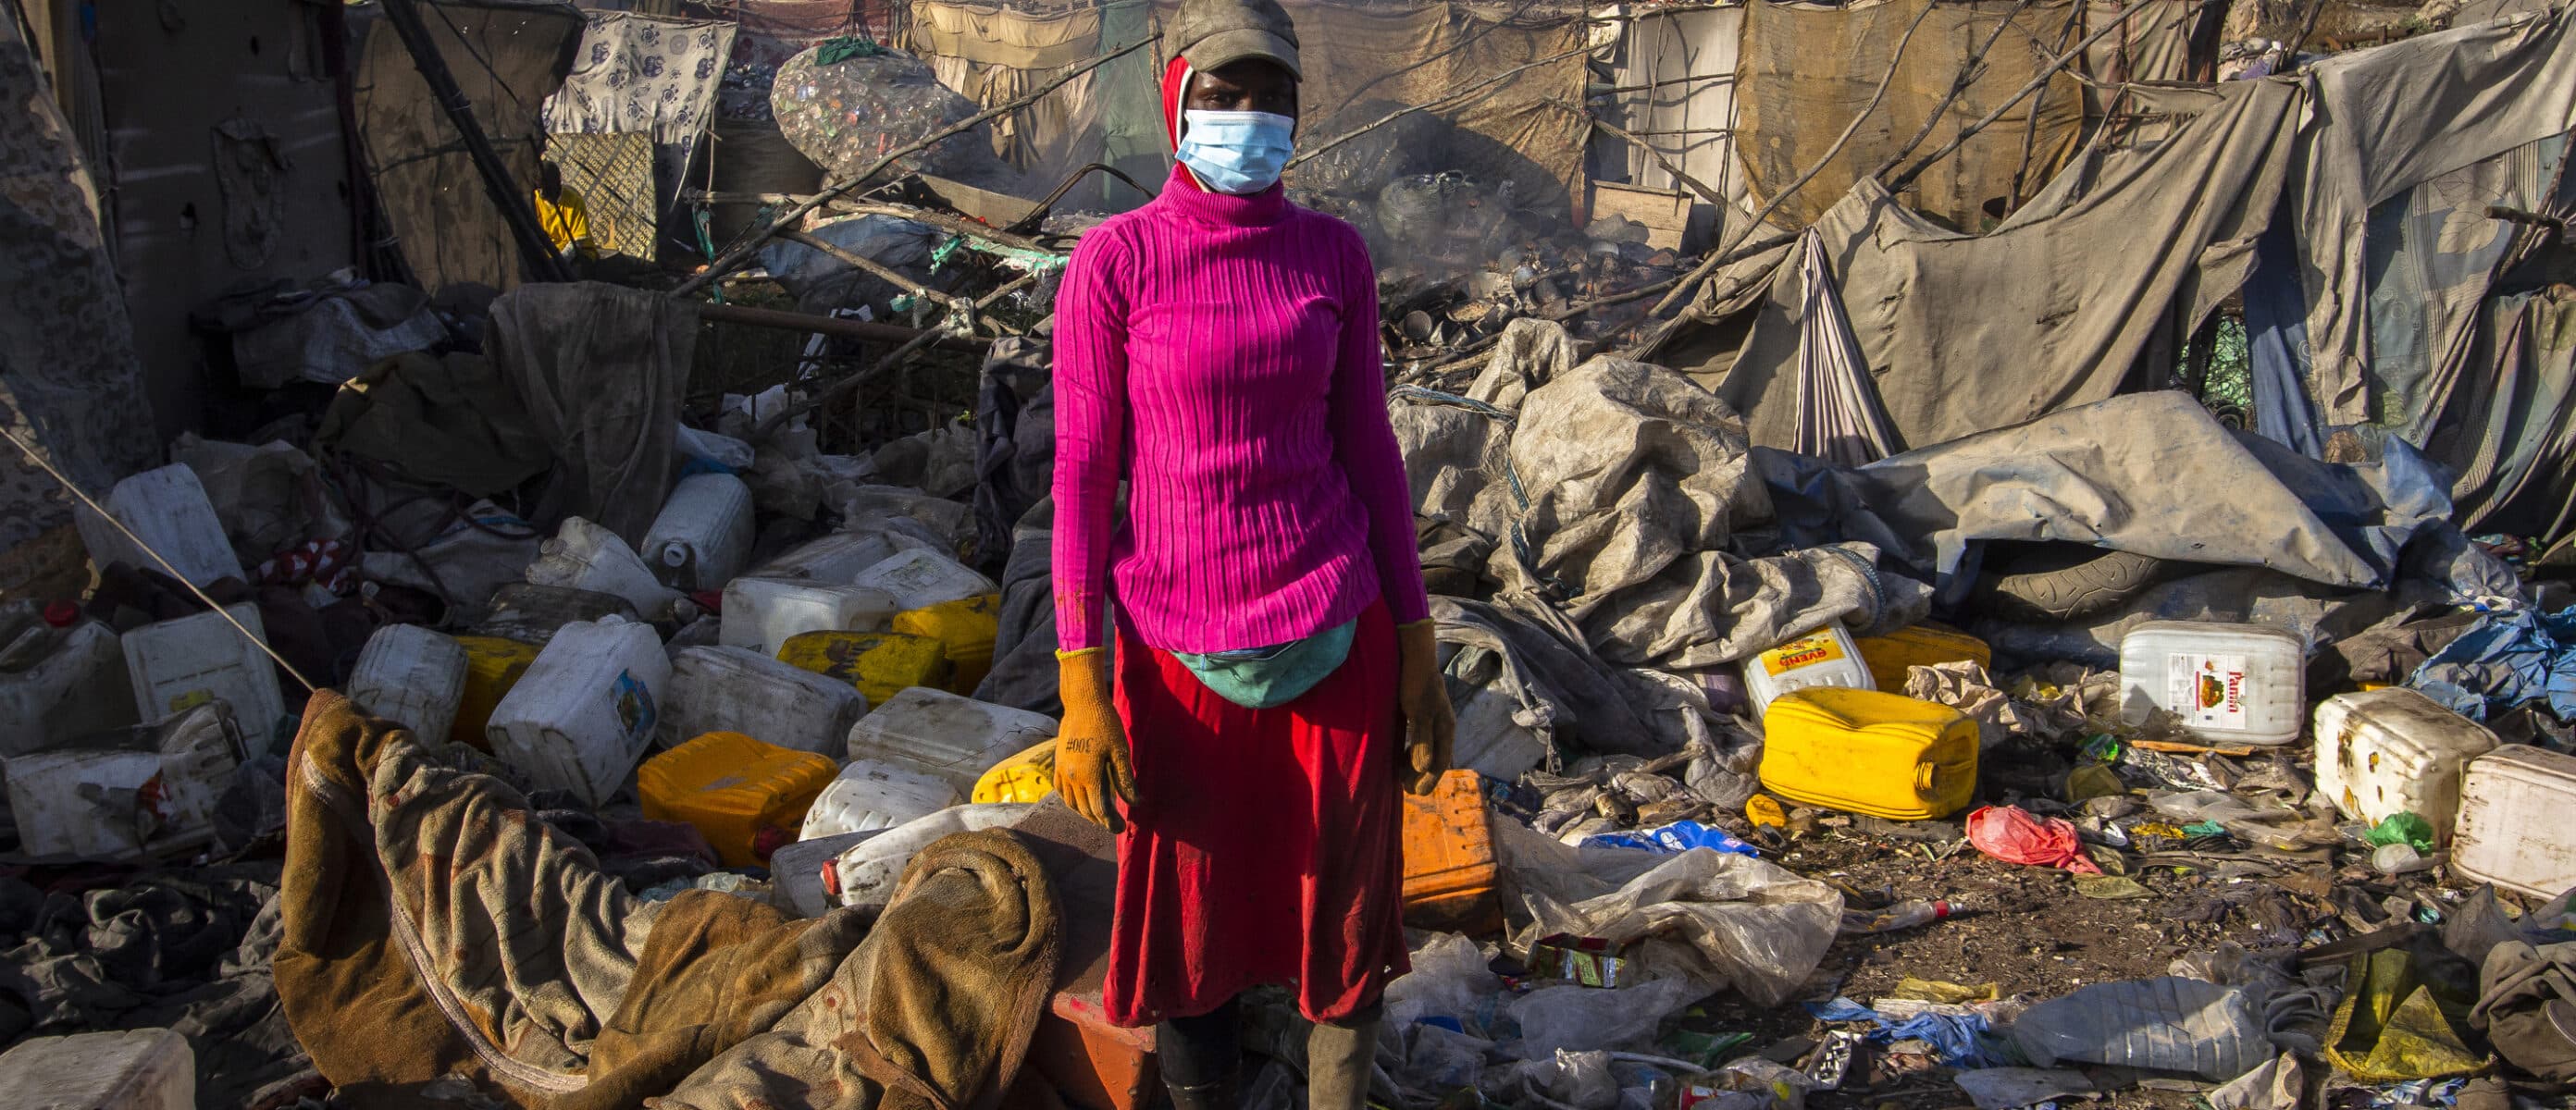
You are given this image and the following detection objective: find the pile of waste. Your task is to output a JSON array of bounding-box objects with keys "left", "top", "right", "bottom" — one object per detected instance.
[{"left": 4, "top": 160, "right": 2574, "bottom": 1110}]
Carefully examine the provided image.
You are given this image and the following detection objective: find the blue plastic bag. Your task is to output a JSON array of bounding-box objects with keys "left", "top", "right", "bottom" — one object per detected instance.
[
  {"left": 1579, "top": 820, "right": 1759, "bottom": 857},
  {"left": 2406, "top": 606, "right": 2576, "bottom": 722}
]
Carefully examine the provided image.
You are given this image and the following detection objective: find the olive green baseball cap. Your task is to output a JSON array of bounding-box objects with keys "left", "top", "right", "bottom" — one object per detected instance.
[{"left": 1169, "top": 0, "right": 1302, "bottom": 80}]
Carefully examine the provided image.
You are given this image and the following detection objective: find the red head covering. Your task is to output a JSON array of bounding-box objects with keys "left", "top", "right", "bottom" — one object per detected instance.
[{"left": 1161, "top": 55, "right": 1205, "bottom": 191}]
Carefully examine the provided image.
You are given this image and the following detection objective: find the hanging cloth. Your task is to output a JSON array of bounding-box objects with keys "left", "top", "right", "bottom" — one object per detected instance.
[{"left": 1791, "top": 228, "right": 1902, "bottom": 465}]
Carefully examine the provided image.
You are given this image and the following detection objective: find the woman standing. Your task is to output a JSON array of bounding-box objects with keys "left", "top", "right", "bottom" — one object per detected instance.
[{"left": 1048, "top": 0, "right": 1455, "bottom": 1105}]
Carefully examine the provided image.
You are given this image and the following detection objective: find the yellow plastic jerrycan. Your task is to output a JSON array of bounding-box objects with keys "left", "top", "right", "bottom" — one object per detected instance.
[
  {"left": 971, "top": 738, "right": 1058, "bottom": 804},
  {"left": 1759, "top": 686, "right": 1978, "bottom": 820},
  {"left": 451, "top": 635, "right": 541, "bottom": 751},
  {"left": 776, "top": 630, "right": 953, "bottom": 709},
  {"left": 638, "top": 731, "right": 840, "bottom": 866},
  {"left": 891, "top": 594, "right": 1001, "bottom": 695}
]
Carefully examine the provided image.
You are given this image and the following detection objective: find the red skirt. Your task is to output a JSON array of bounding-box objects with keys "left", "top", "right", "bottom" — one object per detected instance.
[{"left": 1101, "top": 599, "right": 1411, "bottom": 1027}]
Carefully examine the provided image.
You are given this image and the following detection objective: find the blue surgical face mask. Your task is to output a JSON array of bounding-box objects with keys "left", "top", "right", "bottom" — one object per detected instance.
[{"left": 1178, "top": 109, "right": 1294, "bottom": 195}]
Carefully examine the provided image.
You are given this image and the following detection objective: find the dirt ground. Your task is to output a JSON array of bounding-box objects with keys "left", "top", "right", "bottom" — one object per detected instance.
[{"left": 1698, "top": 821, "right": 2370, "bottom": 1110}]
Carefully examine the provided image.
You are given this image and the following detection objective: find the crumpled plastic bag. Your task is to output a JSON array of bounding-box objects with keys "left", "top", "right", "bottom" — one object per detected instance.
[
  {"left": 1384, "top": 932, "right": 1505, "bottom": 1036},
  {"left": 1904, "top": 661, "right": 2091, "bottom": 749},
  {"left": 2323, "top": 947, "right": 2493, "bottom": 1080},
  {"left": 1964, "top": 806, "right": 2100, "bottom": 875},
  {"left": 2406, "top": 604, "right": 2576, "bottom": 722},
  {"left": 1494, "top": 819, "right": 1841, "bottom": 1005},
  {"left": 1486, "top": 1049, "right": 1620, "bottom": 1109},
  {"left": 2012, "top": 977, "right": 2269, "bottom": 1081},
  {"left": 1507, "top": 978, "right": 1702, "bottom": 1059}
]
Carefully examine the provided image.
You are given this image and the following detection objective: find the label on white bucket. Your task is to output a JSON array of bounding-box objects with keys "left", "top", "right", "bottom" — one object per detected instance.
[
  {"left": 614, "top": 671, "right": 658, "bottom": 746},
  {"left": 1762, "top": 632, "right": 1847, "bottom": 676},
  {"left": 2167, "top": 653, "right": 2251, "bottom": 731}
]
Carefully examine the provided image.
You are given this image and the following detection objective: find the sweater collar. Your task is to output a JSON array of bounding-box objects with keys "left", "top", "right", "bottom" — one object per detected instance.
[{"left": 1153, "top": 164, "right": 1290, "bottom": 228}]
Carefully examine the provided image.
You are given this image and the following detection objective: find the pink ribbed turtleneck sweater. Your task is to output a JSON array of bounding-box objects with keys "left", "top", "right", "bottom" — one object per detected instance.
[{"left": 1051, "top": 165, "right": 1430, "bottom": 654}]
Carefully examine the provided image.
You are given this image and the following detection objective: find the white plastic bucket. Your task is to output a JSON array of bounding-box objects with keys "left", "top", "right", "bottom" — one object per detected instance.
[
  {"left": 716, "top": 577, "right": 898, "bottom": 654},
  {"left": 524, "top": 516, "right": 683, "bottom": 621},
  {"left": 2312, "top": 686, "right": 2497, "bottom": 838},
  {"left": 643, "top": 474, "right": 755, "bottom": 592},
  {"left": 2452, "top": 745, "right": 2576, "bottom": 898},
  {"left": 3, "top": 702, "right": 240, "bottom": 859},
  {"left": 74, "top": 464, "right": 243, "bottom": 587},
  {"left": 1740, "top": 623, "right": 1875, "bottom": 718},
  {"left": 843, "top": 686, "right": 1054, "bottom": 794},
  {"left": 2118, "top": 621, "right": 2306, "bottom": 746},
  {"left": 662, "top": 646, "right": 869, "bottom": 755},
  {"left": 121, "top": 604, "right": 287, "bottom": 738},
  {"left": 0, "top": 619, "right": 134, "bottom": 757},
  {"left": 344, "top": 623, "right": 469, "bottom": 745},
  {"left": 750, "top": 529, "right": 914, "bottom": 586},
  {"left": 799, "top": 760, "right": 961, "bottom": 840},
  {"left": 848, "top": 549, "right": 997, "bottom": 613},
  {"left": 485, "top": 617, "right": 670, "bottom": 807}
]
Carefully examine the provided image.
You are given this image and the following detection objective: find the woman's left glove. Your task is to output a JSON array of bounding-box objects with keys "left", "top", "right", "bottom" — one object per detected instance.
[{"left": 1394, "top": 620, "right": 1455, "bottom": 796}]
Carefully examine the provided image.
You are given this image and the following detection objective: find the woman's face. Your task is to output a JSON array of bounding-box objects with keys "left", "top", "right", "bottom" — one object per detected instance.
[{"left": 1187, "top": 58, "right": 1298, "bottom": 122}]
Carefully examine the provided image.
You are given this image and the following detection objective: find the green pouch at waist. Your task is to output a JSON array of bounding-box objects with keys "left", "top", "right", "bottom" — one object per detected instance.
[{"left": 1173, "top": 619, "right": 1356, "bottom": 710}]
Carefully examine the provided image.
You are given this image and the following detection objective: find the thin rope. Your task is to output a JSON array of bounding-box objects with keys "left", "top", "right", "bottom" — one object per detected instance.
[{"left": 1, "top": 426, "right": 322, "bottom": 695}]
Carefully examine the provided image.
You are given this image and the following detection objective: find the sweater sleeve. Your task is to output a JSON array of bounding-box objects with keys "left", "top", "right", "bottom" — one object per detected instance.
[
  {"left": 1324, "top": 226, "right": 1431, "bottom": 626},
  {"left": 1050, "top": 228, "right": 1131, "bottom": 651}
]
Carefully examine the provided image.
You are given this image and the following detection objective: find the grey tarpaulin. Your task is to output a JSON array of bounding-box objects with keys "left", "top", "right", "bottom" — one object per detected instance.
[
  {"left": 1755, "top": 391, "right": 2456, "bottom": 598},
  {"left": 1392, "top": 320, "right": 1917, "bottom": 670},
  {"left": 972, "top": 338, "right": 1056, "bottom": 572},
  {"left": 1790, "top": 228, "right": 1901, "bottom": 464},
  {"left": 1666, "top": 80, "right": 2303, "bottom": 450},
  {"left": 2437, "top": 289, "right": 2576, "bottom": 538},
  {"left": 2296, "top": 5, "right": 2576, "bottom": 424},
  {"left": 974, "top": 498, "right": 1061, "bottom": 717},
  {"left": 488, "top": 282, "right": 698, "bottom": 546},
  {"left": 1431, "top": 594, "right": 1695, "bottom": 759}
]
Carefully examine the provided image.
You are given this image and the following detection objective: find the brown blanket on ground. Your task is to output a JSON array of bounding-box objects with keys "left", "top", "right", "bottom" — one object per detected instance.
[{"left": 275, "top": 691, "right": 1060, "bottom": 1108}]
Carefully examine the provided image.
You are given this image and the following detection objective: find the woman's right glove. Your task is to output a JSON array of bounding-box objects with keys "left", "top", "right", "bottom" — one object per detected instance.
[{"left": 1053, "top": 648, "right": 1136, "bottom": 832}]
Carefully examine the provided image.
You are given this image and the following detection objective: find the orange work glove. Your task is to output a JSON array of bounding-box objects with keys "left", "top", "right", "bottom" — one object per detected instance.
[
  {"left": 1395, "top": 620, "right": 1455, "bottom": 795},
  {"left": 1053, "top": 648, "right": 1136, "bottom": 831}
]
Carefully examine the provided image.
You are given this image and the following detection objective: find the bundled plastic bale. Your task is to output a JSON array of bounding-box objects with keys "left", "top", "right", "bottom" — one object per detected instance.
[{"left": 770, "top": 43, "right": 989, "bottom": 181}]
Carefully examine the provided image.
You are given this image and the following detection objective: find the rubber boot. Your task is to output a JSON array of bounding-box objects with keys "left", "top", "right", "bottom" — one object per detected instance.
[
  {"left": 1162, "top": 1071, "right": 1240, "bottom": 1110},
  {"left": 1306, "top": 1010, "right": 1381, "bottom": 1110}
]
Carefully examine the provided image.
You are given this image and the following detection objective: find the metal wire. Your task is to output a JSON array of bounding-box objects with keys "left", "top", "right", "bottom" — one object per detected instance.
[{"left": 0, "top": 427, "right": 322, "bottom": 695}]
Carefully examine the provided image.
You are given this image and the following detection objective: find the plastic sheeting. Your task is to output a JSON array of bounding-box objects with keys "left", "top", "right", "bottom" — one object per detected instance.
[
  {"left": 1390, "top": 320, "right": 1921, "bottom": 671},
  {"left": 488, "top": 282, "right": 699, "bottom": 546},
  {"left": 2406, "top": 605, "right": 2576, "bottom": 722},
  {"left": 1674, "top": 80, "right": 2303, "bottom": 450},
  {"left": 1732, "top": 0, "right": 2087, "bottom": 232},
  {"left": 1493, "top": 819, "right": 1840, "bottom": 1006},
  {"left": 1757, "top": 391, "right": 2458, "bottom": 598},
  {"left": 2013, "top": 977, "right": 2271, "bottom": 1081},
  {"left": 2295, "top": 5, "right": 2576, "bottom": 424},
  {"left": 771, "top": 44, "right": 988, "bottom": 181},
  {"left": 353, "top": 2, "right": 581, "bottom": 298}
]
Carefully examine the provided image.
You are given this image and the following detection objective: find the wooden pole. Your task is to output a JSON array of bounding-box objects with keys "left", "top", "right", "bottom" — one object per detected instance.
[
  {"left": 697, "top": 301, "right": 990, "bottom": 351},
  {"left": 376, "top": 0, "right": 572, "bottom": 284}
]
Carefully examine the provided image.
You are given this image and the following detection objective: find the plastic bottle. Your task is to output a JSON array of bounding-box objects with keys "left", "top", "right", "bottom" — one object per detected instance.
[
  {"left": 1838, "top": 898, "right": 1960, "bottom": 935},
  {"left": 0, "top": 605, "right": 134, "bottom": 756},
  {"left": 343, "top": 624, "right": 468, "bottom": 745},
  {"left": 73, "top": 463, "right": 243, "bottom": 587},
  {"left": 846, "top": 549, "right": 998, "bottom": 613},
  {"left": 641, "top": 474, "right": 755, "bottom": 591},
  {"left": 484, "top": 617, "right": 670, "bottom": 808},
  {"left": 121, "top": 604, "right": 287, "bottom": 737},
  {"left": 523, "top": 516, "right": 684, "bottom": 620},
  {"left": 2371, "top": 843, "right": 2446, "bottom": 875}
]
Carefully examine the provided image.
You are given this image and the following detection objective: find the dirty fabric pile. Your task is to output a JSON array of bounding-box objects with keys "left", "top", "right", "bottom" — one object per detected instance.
[{"left": 277, "top": 693, "right": 1061, "bottom": 1108}]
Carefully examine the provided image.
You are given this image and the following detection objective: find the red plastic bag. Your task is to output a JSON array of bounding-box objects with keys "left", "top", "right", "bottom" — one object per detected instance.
[{"left": 1964, "top": 805, "right": 2101, "bottom": 875}]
